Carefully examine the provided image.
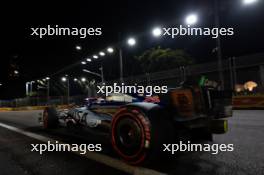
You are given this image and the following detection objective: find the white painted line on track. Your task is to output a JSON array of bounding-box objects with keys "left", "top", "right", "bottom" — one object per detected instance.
[{"left": 0, "top": 122, "right": 166, "bottom": 175}]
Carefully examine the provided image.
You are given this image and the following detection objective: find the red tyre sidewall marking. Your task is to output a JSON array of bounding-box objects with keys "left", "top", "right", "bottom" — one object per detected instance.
[
  {"left": 111, "top": 108, "right": 151, "bottom": 164},
  {"left": 112, "top": 112, "right": 144, "bottom": 159}
]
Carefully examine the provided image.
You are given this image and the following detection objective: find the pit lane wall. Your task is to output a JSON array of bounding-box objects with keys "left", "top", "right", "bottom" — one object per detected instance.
[
  {"left": 233, "top": 95, "right": 264, "bottom": 109},
  {"left": 0, "top": 105, "right": 70, "bottom": 112},
  {"left": 0, "top": 106, "right": 45, "bottom": 111}
]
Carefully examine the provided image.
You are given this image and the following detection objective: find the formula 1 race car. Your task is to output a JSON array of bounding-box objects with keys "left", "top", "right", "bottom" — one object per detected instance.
[{"left": 42, "top": 83, "right": 232, "bottom": 165}]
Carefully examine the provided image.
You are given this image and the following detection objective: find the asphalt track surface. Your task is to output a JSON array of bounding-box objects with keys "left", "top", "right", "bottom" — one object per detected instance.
[{"left": 0, "top": 110, "right": 263, "bottom": 175}]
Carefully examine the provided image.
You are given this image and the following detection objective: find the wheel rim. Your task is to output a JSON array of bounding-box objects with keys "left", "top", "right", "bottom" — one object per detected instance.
[
  {"left": 114, "top": 116, "right": 143, "bottom": 157},
  {"left": 111, "top": 109, "right": 152, "bottom": 164}
]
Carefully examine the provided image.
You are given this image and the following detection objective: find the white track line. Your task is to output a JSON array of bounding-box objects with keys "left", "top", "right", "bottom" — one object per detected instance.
[{"left": 0, "top": 122, "right": 166, "bottom": 175}]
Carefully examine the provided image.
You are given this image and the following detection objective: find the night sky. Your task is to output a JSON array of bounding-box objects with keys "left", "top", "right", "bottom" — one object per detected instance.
[{"left": 1, "top": 0, "right": 264, "bottom": 99}]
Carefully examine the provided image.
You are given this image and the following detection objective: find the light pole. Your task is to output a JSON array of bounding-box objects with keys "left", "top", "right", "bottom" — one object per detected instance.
[
  {"left": 212, "top": 0, "right": 259, "bottom": 90},
  {"left": 185, "top": 11, "right": 224, "bottom": 89},
  {"left": 80, "top": 77, "right": 90, "bottom": 96},
  {"left": 119, "top": 48, "right": 124, "bottom": 82},
  {"left": 61, "top": 76, "right": 70, "bottom": 104},
  {"left": 26, "top": 81, "right": 35, "bottom": 97},
  {"left": 99, "top": 66, "right": 105, "bottom": 83},
  {"left": 45, "top": 77, "right": 50, "bottom": 104},
  {"left": 214, "top": 0, "right": 225, "bottom": 90},
  {"left": 93, "top": 55, "right": 99, "bottom": 59},
  {"left": 107, "top": 47, "right": 114, "bottom": 53},
  {"left": 86, "top": 58, "right": 92, "bottom": 62},
  {"left": 242, "top": 0, "right": 258, "bottom": 5},
  {"left": 30, "top": 81, "right": 34, "bottom": 95},
  {"left": 99, "top": 51, "right": 106, "bottom": 57},
  {"left": 119, "top": 37, "right": 136, "bottom": 83},
  {"left": 75, "top": 45, "right": 82, "bottom": 51},
  {"left": 152, "top": 27, "right": 163, "bottom": 37},
  {"left": 26, "top": 82, "right": 29, "bottom": 96},
  {"left": 185, "top": 14, "right": 198, "bottom": 25},
  {"left": 83, "top": 68, "right": 104, "bottom": 83},
  {"left": 127, "top": 37, "right": 136, "bottom": 46},
  {"left": 81, "top": 77, "right": 86, "bottom": 82}
]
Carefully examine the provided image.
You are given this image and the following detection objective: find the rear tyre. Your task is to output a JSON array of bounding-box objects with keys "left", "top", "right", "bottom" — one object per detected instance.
[
  {"left": 111, "top": 107, "right": 174, "bottom": 165},
  {"left": 43, "top": 107, "right": 58, "bottom": 129}
]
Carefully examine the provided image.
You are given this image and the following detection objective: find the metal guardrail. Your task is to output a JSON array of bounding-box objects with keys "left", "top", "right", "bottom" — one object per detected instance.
[
  {"left": 0, "top": 95, "right": 86, "bottom": 108},
  {"left": 123, "top": 52, "right": 264, "bottom": 83},
  {"left": 105, "top": 53, "right": 264, "bottom": 86}
]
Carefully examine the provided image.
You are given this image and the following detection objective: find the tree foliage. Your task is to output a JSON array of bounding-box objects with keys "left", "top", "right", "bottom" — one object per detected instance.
[{"left": 135, "top": 47, "right": 194, "bottom": 73}]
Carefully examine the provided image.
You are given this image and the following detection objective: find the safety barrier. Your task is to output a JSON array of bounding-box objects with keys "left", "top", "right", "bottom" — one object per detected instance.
[
  {"left": 0, "top": 105, "right": 70, "bottom": 112},
  {"left": 233, "top": 95, "right": 264, "bottom": 109}
]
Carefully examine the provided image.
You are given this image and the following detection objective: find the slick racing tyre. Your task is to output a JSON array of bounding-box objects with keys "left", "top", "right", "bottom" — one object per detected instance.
[
  {"left": 43, "top": 107, "right": 58, "bottom": 129},
  {"left": 111, "top": 106, "right": 174, "bottom": 165}
]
